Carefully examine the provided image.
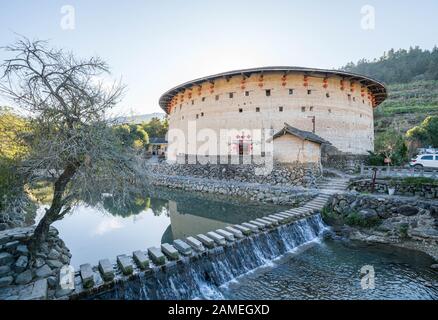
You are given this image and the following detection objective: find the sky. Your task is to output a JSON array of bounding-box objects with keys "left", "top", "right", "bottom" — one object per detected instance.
[{"left": 0, "top": 0, "right": 437, "bottom": 115}]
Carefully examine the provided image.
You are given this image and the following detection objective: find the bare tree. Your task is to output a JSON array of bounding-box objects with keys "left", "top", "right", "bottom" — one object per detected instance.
[{"left": 0, "top": 38, "right": 144, "bottom": 251}]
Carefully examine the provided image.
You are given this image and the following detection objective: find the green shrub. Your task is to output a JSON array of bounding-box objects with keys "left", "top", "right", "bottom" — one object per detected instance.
[{"left": 345, "top": 211, "right": 381, "bottom": 228}]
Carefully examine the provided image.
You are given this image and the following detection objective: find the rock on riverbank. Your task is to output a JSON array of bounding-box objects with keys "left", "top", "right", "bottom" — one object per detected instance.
[
  {"left": 323, "top": 192, "right": 438, "bottom": 261},
  {"left": 0, "top": 226, "right": 71, "bottom": 299}
]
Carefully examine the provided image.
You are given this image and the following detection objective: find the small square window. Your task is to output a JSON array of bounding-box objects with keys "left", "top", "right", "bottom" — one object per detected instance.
[
  {"left": 196, "top": 114, "right": 199, "bottom": 119},
  {"left": 215, "top": 95, "right": 219, "bottom": 101},
  {"left": 326, "top": 93, "right": 330, "bottom": 98},
  {"left": 191, "top": 100, "right": 194, "bottom": 105},
  {"left": 239, "top": 108, "right": 243, "bottom": 113},
  {"left": 279, "top": 106, "right": 283, "bottom": 112},
  {"left": 289, "top": 89, "right": 294, "bottom": 95},
  {"left": 307, "top": 90, "right": 312, "bottom": 95},
  {"left": 256, "top": 107, "right": 260, "bottom": 112},
  {"left": 265, "top": 89, "right": 271, "bottom": 96},
  {"left": 328, "top": 108, "right": 332, "bottom": 113},
  {"left": 347, "top": 94, "right": 351, "bottom": 101},
  {"left": 309, "top": 106, "right": 314, "bottom": 111},
  {"left": 353, "top": 97, "right": 356, "bottom": 102},
  {"left": 245, "top": 91, "right": 250, "bottom": 96},
  {"left": 201, "top": 112, "right": 204, "bottom": 117},
  {"left": 301, "top": 107, "right": 306, "bottom": 112},
  {"left": 229, "top": 92, "right": 234, "bottom": 99},
  {"left": 202, "top": 97, "right": 206, "bottom": 102}
]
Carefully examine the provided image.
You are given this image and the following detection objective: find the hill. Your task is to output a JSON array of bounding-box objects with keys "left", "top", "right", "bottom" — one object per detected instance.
[
  {"left": 113, "top": 112, "right": 166, "bottom": 124},
  {"left": 341, "top": 47, "right": 438, "bottom": 137}
]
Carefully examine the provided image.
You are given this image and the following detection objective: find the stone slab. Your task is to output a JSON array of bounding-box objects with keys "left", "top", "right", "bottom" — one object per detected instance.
[
  {"left": 161, "top": 243, "right": 179, "bottom": 260},
  {"left": 195, "top": 234, "right": 215, "bottom": 248},
  {"left": 233, "top": 224, "right": 252, "bottom": 235},
  {"left": 185, "top": 236, "right": 205, "bottom": 252},
  {"left": 79, "top": 263, "right": 94, "bottom": 289},
  {"left": 206, "top": 231, "right": 226, "bottom": 245},
  {"left": 250, "top": 220, "right": 267, "bottom": 229},
  {"left": 117, "top": 255, "right": 133, "bottom": 275},
  {"left": 224, "top": 226, "right": 244, "bottom": 238},
  {"left": 241, "top": 222, "right": 259, "bottom": 232},
  {"left": 133, "top": 250, "right": 150, "bottom": 269},
  {"left": 215, "top": 229, "right": 235, "bottom": 241},
  {"left": 98, "top": 259, "right": 115, "bottom": 281},
  {"left": 173, "top": 239, "right": 192, "bottom": 256},
  {"left": 148, "top": 247, "right": 166, "bottom": 265}
]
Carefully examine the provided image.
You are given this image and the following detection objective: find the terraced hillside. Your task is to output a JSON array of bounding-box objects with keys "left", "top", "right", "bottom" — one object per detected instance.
[{"left": 374, "top": 80, "right": 438, "bottom": 135}]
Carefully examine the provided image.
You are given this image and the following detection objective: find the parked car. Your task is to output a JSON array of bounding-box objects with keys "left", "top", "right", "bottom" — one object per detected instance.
[{"left": 409, "top": 154, "right": 438, "bottom": 168}]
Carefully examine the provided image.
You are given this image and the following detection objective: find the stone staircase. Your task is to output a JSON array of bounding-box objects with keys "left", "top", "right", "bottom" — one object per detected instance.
[{"left": 316, "top": 177, "right": 351, "bottom": 195}]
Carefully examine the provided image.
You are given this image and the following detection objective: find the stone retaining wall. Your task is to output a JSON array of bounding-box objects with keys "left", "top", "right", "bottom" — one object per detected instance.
[
  {"left": 0, "top": 226, "right": 71, "bottom": 299},
  {"left": 350, "top": 179, "right": 438, "bottom": 199},
  {"left": 146, "top": 161, "right": 321, "bottom": 188},
  {"left": 150, "top": 174, "right": 317, "bottom": 206}
]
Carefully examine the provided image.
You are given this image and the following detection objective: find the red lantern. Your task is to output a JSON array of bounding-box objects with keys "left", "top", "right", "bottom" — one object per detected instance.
[
  {"left": 350, "top": 82, "right": 355, "bottom": 92},
  {"left": 340, "top": 80, "right": 345, "bottom": 91},
  {"left": 303, "top": 75, "right": 309, "bottom": 87}
]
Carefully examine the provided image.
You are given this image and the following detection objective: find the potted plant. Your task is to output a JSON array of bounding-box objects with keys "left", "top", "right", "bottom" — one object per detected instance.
[{"left": 387, "top": 180, "right": 396, "bottom": 196}]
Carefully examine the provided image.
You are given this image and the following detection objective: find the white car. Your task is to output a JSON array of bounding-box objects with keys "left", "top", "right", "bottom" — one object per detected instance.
[{"left": 410, "top": 154, "right": 438, "bottom": 168}]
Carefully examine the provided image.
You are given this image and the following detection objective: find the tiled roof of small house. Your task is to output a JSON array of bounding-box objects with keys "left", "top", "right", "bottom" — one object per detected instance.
[{"left": 272, "top": 123, "right": 330, "bottom": 145}]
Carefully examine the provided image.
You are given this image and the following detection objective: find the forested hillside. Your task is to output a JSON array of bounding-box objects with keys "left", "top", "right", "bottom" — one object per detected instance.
[{"left": 341, "top": 47, "right": 438, "bottom": 136}]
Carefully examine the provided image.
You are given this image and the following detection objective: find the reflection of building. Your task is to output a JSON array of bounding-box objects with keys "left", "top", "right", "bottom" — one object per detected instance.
[
  {"left": 147, "top": 137, "right": 167, "bottom": 156},
  {"left": 159, "top": 67, "right": 387, "bottom": 162},
  {"left": 166, "top": 200, "right": 229, "bottom": 240}
]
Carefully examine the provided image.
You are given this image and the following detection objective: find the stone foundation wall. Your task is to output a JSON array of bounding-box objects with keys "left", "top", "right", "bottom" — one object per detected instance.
[
  {"left": 0, "top": 226, "right": 71, "bottom": 299},
  {"left": 147, "top": 161, "right": 321, "bottom": 188},
  {"left": 350, "top": 179, "right": 438, "bottom": 199},
  {"left": 321, "top": 145, "right": 367, "bottom": 173},
  {"left": 151, "top": 175, "right": 316, "bottom": 206}
]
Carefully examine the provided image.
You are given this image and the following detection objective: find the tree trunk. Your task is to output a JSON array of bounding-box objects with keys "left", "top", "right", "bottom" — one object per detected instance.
[{"left": 29, "top": 161, "right": 80, "bottom": 253}]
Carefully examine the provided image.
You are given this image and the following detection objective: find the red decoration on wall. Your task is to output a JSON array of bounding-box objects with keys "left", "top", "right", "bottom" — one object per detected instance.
[
  {"left": 350, "top": 82, "right": 355, "bottom": 92},
  {"left": 303, "top": 75, "right": 309, "bottom": 87},
  {"left": 340, "top": 80, "right": 345, "bottom": 91},
  {"left": 258, "top": 75, "right": 264, "bottom": 88}
]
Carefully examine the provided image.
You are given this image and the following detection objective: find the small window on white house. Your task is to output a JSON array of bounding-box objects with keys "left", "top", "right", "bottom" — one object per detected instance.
[
  {"left": 307, "top": 90, "right": 312, "bottom": 95},
  {"left": 347, "top": 94, "right": 351, "bottom": 101},
  {"left": 245, "top": 91, "right": 250, "bottom": 96},
  {"left": 309, "top": 106, "right": 314, "bottom": 111},
  {"left": 215, "top": 95, "right": 219, "bottom": 101},
  {"left": 256, "top": 107, "right": 260, "bottom": 112},
  {"left": 265, "top": 89, "right": 271, "bottom": 96},
  {"left": 196, "top": 114, "right": 199, "bottom": 119},
  {"left": 328, "top": 108, "right": 332, "bottom": 113},
  {"left": 229, "top": 92, "right": 234, "bottom": 99},
  {"left": 301, "top": 107, "right": 306, "bottom": 112},
  {"left": 202, "top": 97, "right": 206, "bottom": 102},
  {"left": 279, "top": 106, "right": 283, "bottom": 112},
  {"left": 201, "top": 112, "right": 204, "bottom": 117},
  {"left": 191, "top": 100, "right": 194, "bottom": 105},
  {"left": 289, "top": 89, "right": 294, "bottom": 95},
  {"left": 239, "top": 108, "right": 243, "bottom": 113},
  {"left": 326, "top": 93, "right": 330, "bottom": 98}
]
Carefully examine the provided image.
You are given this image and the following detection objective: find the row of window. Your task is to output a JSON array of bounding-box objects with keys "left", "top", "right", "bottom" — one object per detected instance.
[
  {"left": 175, "top": 89, "right": 369, "bottom": 112},
  {"left": 181, "top": 107, "right": 367, "bottom": 119}
]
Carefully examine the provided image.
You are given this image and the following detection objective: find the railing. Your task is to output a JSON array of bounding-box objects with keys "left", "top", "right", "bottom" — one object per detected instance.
[{"left": 360, "top": 164, "right": 438, "bottom": 178}]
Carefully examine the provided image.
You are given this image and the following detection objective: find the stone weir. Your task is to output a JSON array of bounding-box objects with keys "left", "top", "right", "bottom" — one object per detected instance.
[{"left": 63, "top": 193, "right": 331, "bottom": 300}]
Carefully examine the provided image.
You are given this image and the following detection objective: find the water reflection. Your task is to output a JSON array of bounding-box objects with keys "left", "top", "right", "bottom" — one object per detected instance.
[{"left": 43, "top": 187, "right": 287, "bottom": 267}]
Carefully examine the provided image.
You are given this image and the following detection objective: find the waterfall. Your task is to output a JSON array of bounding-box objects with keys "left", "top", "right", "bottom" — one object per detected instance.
[{"left": 91, "top": 215, "right": 326, "bottom": 300}]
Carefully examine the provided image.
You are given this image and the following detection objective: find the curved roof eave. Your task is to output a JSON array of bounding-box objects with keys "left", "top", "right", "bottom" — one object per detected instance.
[{"left": 159, "top": 66, "right": 388, "bottom": 113}]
